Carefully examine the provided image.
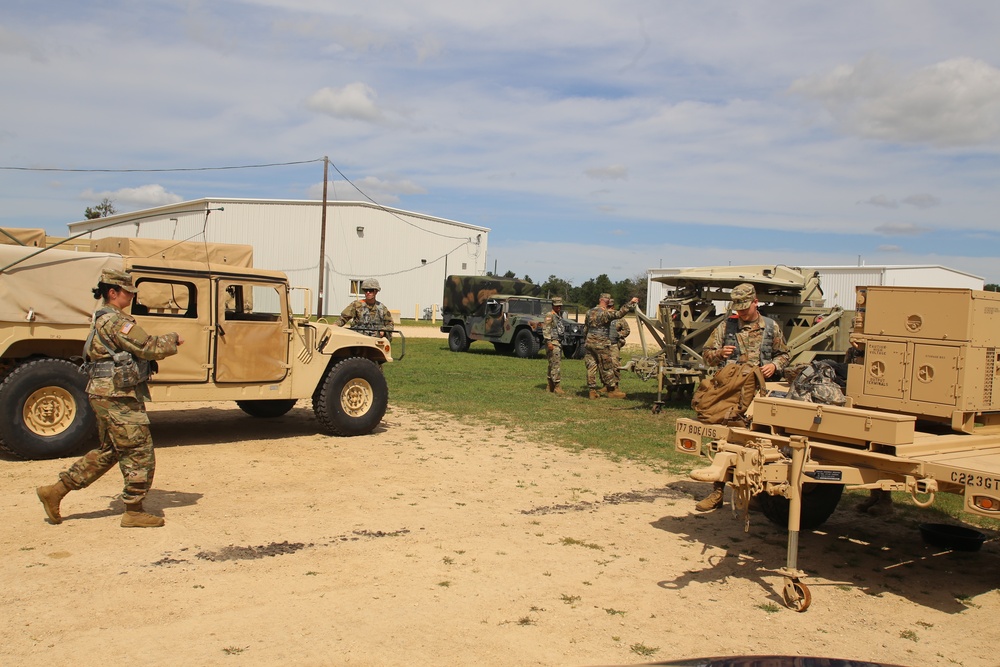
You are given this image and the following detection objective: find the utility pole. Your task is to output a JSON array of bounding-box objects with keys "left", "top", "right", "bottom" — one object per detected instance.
[{"left": 317, "top": 156, "right": 329, "bottom": 317}]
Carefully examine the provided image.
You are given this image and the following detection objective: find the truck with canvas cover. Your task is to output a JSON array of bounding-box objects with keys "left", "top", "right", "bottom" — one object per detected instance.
[
  {"left": 673, "top": 285, "right": 1000, "bottom": 611},
  {"left": 0, "top": 231, "right": 393, "bottom": 460},
  {"left": 625, "top": 265, "right": 852, "bottom": 411},
  {"left": 440, "top": 275, "right": 585, "bottom": 358}
]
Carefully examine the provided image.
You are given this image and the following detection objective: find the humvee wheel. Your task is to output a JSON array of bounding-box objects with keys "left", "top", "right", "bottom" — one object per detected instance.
[
  {"left": 782, "top": 580, "right": 811, "bottom": 612},
  {"left": 757, "top": 483, "right": 844, "bottom": 530},
  {"left": 448, "top": 326, "right": 470, "bottom": 352},
  {"left": 313, "top": 357, "right": 388, "bottom": 436},
  {"left": 0, "top": 358, "right": 96, "bottom": 460},
  {"left": 237, "top": 399, "right": 297, "bottom": 418},
  {"left": 493, "top": 341, "right": 514, "bottom": 354},
  {"left": 513, "top": 329, "right": 540, "bottom": 358}
]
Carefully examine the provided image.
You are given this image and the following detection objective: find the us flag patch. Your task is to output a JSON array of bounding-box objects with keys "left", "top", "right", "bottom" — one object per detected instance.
[{"left": 121, "top": 322, "right": 134, "bottom": 334}]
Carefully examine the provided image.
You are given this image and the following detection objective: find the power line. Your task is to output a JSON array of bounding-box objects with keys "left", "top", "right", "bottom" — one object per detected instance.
[{"left": 0, "top": 158, "right": 325, "bottom": 173}]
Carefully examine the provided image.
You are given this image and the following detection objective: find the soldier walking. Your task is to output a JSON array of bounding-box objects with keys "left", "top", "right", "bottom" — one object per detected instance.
[
  {"left": 543, "top": 296, "right": 566, "bottom": 394},
  {"left": 36, "top": 269, "right": 183, "bottom": 528},
  {"left": 584, "top": 293, "right": 638, "bottom": 399}
]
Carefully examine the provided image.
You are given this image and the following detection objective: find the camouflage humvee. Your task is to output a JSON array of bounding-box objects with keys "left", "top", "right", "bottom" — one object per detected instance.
[
  {"left": 0, "top": 230, "right": 393, "bottom": 460},
  {"left": 440, "top": 275, "right": 585, "bottom": 358}
]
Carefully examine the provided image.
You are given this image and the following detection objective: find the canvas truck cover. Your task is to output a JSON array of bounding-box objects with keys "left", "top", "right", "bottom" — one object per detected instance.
[
  {"left": 0, "top": 227, "right": 47, "bottom": 247},
  {"left": 91, "top": 237, "right": 254, "bottom": 267},
  {"left": 0, "top": 244, "right": 122, "bottom": 325},
  {"left": 442, "top": 275, "right": 542, "bottom": 316}
]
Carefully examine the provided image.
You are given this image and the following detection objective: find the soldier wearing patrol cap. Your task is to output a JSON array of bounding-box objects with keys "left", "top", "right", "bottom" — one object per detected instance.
[
  {"left": 337, "top": 278, "right": 394, "bottom": 339},
  {"left": 542, "top": 296, "right": 566, "bottom": 394},
  {"left": 584, "top": 292, "right": 638, "bottom": 399},
  {"left": 36, "top": 268, "right": 184, "bottom": 528},
  {"left": 694, "top": 282, "right": 790, "bottom": 512}
]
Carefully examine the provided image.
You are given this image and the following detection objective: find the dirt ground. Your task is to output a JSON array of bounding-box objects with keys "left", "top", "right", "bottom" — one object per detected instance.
[{"left": 2, "top": 328, "right": 999, "bottom": 666}]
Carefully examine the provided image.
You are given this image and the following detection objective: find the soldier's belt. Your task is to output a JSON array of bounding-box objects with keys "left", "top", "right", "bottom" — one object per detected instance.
[{"left": 85, "top": 360, "right": 115, "bottom": 378}]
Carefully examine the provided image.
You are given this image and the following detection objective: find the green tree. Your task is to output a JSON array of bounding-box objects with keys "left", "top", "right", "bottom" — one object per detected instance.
[
  {"left": 84, "top": 197, "right": 117, "bottom": 220},
  {"left": 985, "top": 283, "right": 999, "bottom": 292},
  {"left": 541, "top": 274, "right": 572, "bottom": 301}
]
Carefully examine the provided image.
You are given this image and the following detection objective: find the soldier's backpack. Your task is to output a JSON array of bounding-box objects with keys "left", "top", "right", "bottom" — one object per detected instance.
[
  {"left": 784, "top": 360, "right": 847, "bottom": 406},
  {"left": 691, "top": 362, "right": 767, "bottom": 425}
]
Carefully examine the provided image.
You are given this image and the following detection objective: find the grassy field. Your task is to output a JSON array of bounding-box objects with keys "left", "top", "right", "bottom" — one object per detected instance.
[{"left": 383, "top": 338, "right": 999, "bottom": 530}]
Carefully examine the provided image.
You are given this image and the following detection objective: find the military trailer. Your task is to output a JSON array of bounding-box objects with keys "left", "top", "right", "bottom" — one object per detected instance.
[
  {"left": 673, "top": 285, "right": 1000, "bottom": 611},
  {"left": 0, "top": 232, "right": 393, "bottom": 460},
  {"left": 440, "top": 275, "right": 585, "bottom": 358},
  {"left": 625, "top": 265, "right": 853, "bottom": 410}
]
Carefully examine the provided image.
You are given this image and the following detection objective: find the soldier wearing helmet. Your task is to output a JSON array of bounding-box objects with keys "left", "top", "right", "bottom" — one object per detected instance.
[{"left": 337, "top": 278, "right": 394, "bottom": 339}]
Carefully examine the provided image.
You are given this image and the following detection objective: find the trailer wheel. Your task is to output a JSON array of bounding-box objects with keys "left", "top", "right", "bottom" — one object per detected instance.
[
  {"left": 448, "top": 325, "right": 470, "bottom": 352},
  {"left": 782, "top": 580, "right": 811, "bottom": 612},
  {"left": 236, "top": 399, "right": 297, "bottom": 418},
  {"left": 313, "top": 357, "right": 388, "bottom": 436},
  {"left": 0, "top": 358, "right": 96, "bottom": 460},
  {"left": 513, "top": 329, "right": 540, "bottom": 358},
  {"left": 757, "top": 483, "right": 844, "bottom": 530}
]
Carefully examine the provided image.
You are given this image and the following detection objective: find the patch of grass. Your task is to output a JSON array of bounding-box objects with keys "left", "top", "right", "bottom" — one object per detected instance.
[
  {"left": 560, "top": 536, "right": 603, "bottom": 550},
  {"left": 605, "top": 608, "right": 626, "bottom": 616},
  {"left": 517, "top": 615, "right": 537, "bottom": 626},
  {"left": 560, "top": 594, "right": 581, "bottom": 605},
  {"left": 630, "top": 643, "right": 659, "bottom": 657},
  {"left": 757, "top": 602, "right": 781, "bottom": 613},
  {"left": 222, "top": 646, "right": 248, "bottom": 655},
  {"left": 437, "top": 580, "right": 452, "bottom": 587},
  {"left": 900, "top": 629, "right": 919, "bottom": 642}
]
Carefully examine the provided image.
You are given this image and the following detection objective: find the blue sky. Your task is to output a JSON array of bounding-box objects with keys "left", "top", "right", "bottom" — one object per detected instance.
[{"left": 2, "top": 1, "right": 998, "bottom": 284}]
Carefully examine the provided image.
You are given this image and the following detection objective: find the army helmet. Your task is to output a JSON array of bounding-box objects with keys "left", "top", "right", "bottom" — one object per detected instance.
[{"left": 361, "top": 278, "right": 381, "bottom": 292}]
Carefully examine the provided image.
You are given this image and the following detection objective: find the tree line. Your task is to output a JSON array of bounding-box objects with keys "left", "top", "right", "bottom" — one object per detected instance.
[{"left": 488, "top": 270, "right": 649, "bottom": 311}]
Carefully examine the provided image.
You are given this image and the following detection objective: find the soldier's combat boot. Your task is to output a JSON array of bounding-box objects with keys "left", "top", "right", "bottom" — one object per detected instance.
[
  {"left": 553, "top": 382, "right": 565, "bottom": 395},
  {"left": 589, "top": 389, "right": 601, "bottom": 399},
  {"left": 37, "top": 480, "right": 70, "bottom": 524},
  {"left": 606, "top": 386, "right": 627, "bottom": 399},
  {"left": 547, "top": 379, "right": 555, "bottom": 393},
  {"left": 856, "top": 489, "right": 894, "bottom": 516},
  {"left": 695, "top": 482, "right": 725, "bottom": 512},
  {"left": 121, "top": 502, "right": 165, "bottom": 528}
]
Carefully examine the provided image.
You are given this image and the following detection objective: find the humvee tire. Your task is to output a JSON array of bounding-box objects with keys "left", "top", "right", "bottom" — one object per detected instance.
[
  {"left": 237, "top": 399, "right": 298, "bottom": 418},
  {"left": 313, "top": 357, "right": 388, "bottom": 436},
  {"left": 493, "top": 342, "right": 514, "bottom": 354},
  {"left": 756, "top": 482, "right": 844, "bottom": 530},
  {"left": 513, "top": 329, "right": 539, "bottom": 358},
  {"left": 448, "top": 325, "right": 470, "bottom": 352},
  {"left": 0, "top": 358, "right": 96, "bottom": 460}
]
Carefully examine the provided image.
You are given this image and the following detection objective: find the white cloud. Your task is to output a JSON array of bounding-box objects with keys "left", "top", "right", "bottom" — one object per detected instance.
[
  {"left": 309, "top": 177, "right": 426, "bottom": 203},
  {"left": 80, "top": 185, "right": 183, "bottom": 208},
  {"left": 860, "top": 195, "right": 898, "bottom": 209},
  {"left": 877, "top": 244, "right": 902, "bottom": 252},
  {"left": 791, "top": 56, "right": 1000, "bottom": 147},
  {"left": 584, "top": 165, "right": 628, "bottom": 181},
  {"left": 305, "top": 82, "right": 385, "bottom": 122},
  {"left": 872, "top": 223, "right": 929, "bottom": 236},
  {"left": 901, "top": 194, "right": 940, "bottom": 209}
]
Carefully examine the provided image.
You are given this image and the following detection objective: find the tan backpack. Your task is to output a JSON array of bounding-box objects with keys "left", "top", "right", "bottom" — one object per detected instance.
[{"left": 691, "top": 362, "right": 767, "bottom": 425}]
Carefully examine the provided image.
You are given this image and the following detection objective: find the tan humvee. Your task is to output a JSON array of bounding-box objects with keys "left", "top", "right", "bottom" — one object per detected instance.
[
  {"left": 0, "top": 232, "right": 393, "bottom": 460},
  {"left": 674, "top": 285, "right": 1000, "bottom": 611}
]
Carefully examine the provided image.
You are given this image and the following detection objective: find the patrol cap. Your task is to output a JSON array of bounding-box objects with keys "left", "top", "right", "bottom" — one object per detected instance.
[
  {"left": 551, "top": 296, "right": 563, "bottom": 306},
  {"left": 101, "top": 268, "right": 136, "bottom": 293},
  {"left": 599, "top": 293, "right": 612, "bottom": 301},
  {"left": 730, "top": 283, "right": 756, "bottom": 309}
]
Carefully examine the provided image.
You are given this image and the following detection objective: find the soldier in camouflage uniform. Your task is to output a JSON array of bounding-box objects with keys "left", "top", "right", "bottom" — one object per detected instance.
[
  {"left": 337, "top": 278, "right": 394, "bottom": 338},
  {"left": 695, "top": 282, "right": 790, "bottom": 511},
  {"left": 584, "top": 293, "right": 638, "bottom": 399},
  {"left": 607, "top": 298, "right": 631, "bottom": 389},
  {"left": 36, "top": 269, "right": 183, "bottom": 528},
  {"left": 542, "top": 297, "right": 566, "bottom": 394}
]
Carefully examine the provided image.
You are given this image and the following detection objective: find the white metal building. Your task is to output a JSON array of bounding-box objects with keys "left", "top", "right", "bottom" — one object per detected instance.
[
  {"left": 67, "top": 198, "right": 489, "bottom": 320},
  {"left": 645, "top": 264, "right": 985, "bottom": 313}
]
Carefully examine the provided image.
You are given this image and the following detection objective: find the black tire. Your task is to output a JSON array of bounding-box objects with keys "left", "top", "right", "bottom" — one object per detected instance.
[
  {"left": 448, "top": 325, "right": 470, "bottom": 352},
  {"left": 493, "top": 342, "right": 514, "bottom": 355},
  {"left": 0, "top": 358, "right": 96, "bottom": 460},
  {"left": 565, "top": 340, "right": 586, "bottom": 359},
  {"left": 513, "top": 329, "right": 540, "bottom": 358},
  {"left": 757, "top": 483, "right": 844, "bottom": 531},
  {"left": 313, "top": 357, "right": 388, "bottom": 436},
  {"left": 236, "top": 399, "right": 298, "bottom": 418}
]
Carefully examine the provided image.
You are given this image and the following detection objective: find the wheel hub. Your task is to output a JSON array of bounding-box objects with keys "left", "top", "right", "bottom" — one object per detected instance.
[
  {"left": 340, "top": 378, "right": 373, "bottom": 417},
  {"left": 23, "top": 386, "right": 77, "bottom": 436}
]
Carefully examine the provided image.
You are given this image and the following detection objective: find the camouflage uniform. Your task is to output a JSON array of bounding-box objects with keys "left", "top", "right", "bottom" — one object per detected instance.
[
  {"left": 542, "top": 299, "right": 565, "bottom": 389},
  {"left": 337, "top": 299, "right": 394, "bottom": 338},
  {"left": 61, "top": 282, "right": 180, "bottom": 505},
  {"left": 608, "top": 309, "right": 630, "bottom": 387},
  {"left": 584, "top": 295, "right": 635, "bottom": 391},
  {"left": 701, "top": 313, "right": 789, "bottom": 371}
]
